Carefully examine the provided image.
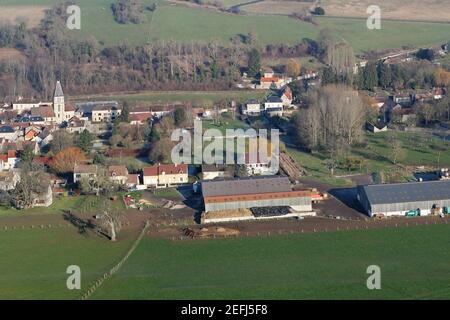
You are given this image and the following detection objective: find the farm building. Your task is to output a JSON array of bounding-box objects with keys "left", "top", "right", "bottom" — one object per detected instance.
[
  {"left": 202, "top": 176, "right": 311, "bottom": 212},
  {"left": 357, "top": 180, "right": 450, "bottom": 217}
]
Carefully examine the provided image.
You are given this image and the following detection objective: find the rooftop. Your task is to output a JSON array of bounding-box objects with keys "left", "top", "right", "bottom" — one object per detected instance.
[
  {"left": 359, "top": 180, "right": 450, "bottom": 205},
  {"left": 202, "top": 176, "right": 291, "bottom": 198},
  {"left": 143, "top": 163, "right": 188, "bottom": 176}
]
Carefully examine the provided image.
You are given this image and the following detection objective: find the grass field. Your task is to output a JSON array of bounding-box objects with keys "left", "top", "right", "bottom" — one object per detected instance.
[
  {"left": 0, "top": 196, "right": 83, "bottom": 217},
  {"left": 70, "top": 90, "right": 269, "bottom": 106},
  {"left": 1, "top": 1, "right": 450, "bottom": 53},
  {"left": 288, "top": 131, "right": 450, "bottom": 186},
  {"left": 91, "top": 224, "right": 450, "bottom": 299},
  {"left": 320, "top": 0, "right": 450, "bottom": 23},
  {"left": 0, "top": 227, "right": 135, "bottom": 299}
]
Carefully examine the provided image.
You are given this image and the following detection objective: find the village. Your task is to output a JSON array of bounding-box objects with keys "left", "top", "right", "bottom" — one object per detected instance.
[{"left": 0, "top": 40, "right": 449, "bottom": 241}]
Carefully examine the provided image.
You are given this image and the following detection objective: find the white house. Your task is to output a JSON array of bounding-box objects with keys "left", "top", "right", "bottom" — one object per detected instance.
[
  {"left": 73, "top": 164, "right": 98, "bottom": 183},
  {"left": 243, "top": 152, "right": 278, "bottom": 176},
  {"left": 143, "top": 164, "right": 188, "bottom": 188},
  {"left": 242, "top": 99, "right": 261, "bottom": 116}
]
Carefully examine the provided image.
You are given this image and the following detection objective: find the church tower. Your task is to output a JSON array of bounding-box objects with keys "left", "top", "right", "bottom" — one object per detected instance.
[{"left": 53, "top": 81, "right": 65, "bottom": 123}]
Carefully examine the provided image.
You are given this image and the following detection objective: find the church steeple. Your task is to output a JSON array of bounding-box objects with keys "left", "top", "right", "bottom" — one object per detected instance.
[
  {"left": 53, "top": 81, "right": 65, "bottom": 123},
  {"left": 54, "top": 81, "right": 64, "bottom": 97}
]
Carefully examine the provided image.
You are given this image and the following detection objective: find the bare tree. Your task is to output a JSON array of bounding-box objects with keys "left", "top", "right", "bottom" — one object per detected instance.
[{"left": 97, "top": 199, "right": 123, "bottom": 241}]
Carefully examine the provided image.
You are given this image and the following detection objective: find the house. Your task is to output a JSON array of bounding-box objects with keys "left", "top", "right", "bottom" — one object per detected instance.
[
  {"left": 129, "top": 113, "right": 152, "bottom": 125},
  {"left": 201, "top": 164, "right": 233, "bottom": 180},
  {"left": 243, "top": 152, "right": 278, "bottom": 176},
  {"left": 76, "top": 101, "right": 119, "bottom": 120},
  {"left": 0, "top": 125, "right": 18, "bottom": 140},
  {"left": 150, "top": 106, "right": 173, "bottom": 119},
  {"left": 73, "top": 164, "right": 98, "bottom": 183},
  {"left": 241, "top": 99, "right": 261, "bottom": 116},
  {"left": 15, "top": 116, "right": 46, "bottom": 126},
  {"left": 192, "top": 108, "right": 205, "bottom": 120},
  {"left": 127, "top": 174, "right": 140, "bottom": 189},
  {"left": 0, "top": 150, "right": 19, "bottom": 171},
  {"left": 393, "top": 93, "right": 413, "bottom": 105},
  {"left": 0, "top": 170, "right": 19, "bottom": 191},
  {"left": 66, "top": 116, "right": 87, "bottom": 134},
  {"left": 36, "top": 126, "right": 54, "bottom": 148},
  {"left": 12, "top": 101, "right": 49, "bottom": 113},
  {"left": 392, "top": 106, "right": 416, "bottom": 124},
  {"left": 143, "top": 163, "right": 188, "bottom": 188},
  {"left": 31, "top": 106, "right": 55, "bottom": 124},
  {"left": 264, "top": 96, "right": 283, "bottom": 117},
  {"left": 280, "top": 86, "right": 293, "bottom": 107},
  {"left": 24, "top": 127, "right": 40, "bottom": 141},
  {"left": 63, "top": 102, "right": 77, "bottom": 121},
  {"left": 259, "top": 75, "right": 286, "bottom": 90},
  {"left": 92, "top": 104, "right": 122, "bottom": 123},
  {"left": 108, "top": 165, "right": 129, "bottom": 185},
  {"left": 366, "top": 121, "right": 388, "bottom": 133}
]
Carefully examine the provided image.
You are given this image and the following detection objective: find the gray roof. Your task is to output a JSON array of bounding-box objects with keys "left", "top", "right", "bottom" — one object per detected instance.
[
  {"left": 202, "top": 176, "right": 291, "bottom": 197},
  {"left": 0, "top": 126, "right": 15, "bottom": 133},
  {"left": 54, "top": 81, "right": 64, "bottom": 97},
  {"left": 266, "top": 96, "right": 282, "bottom": 103},
  {"left": 359, "top": 180, "right": 450, "bottom": 205},
  {"left": 75, "top": 101, "right": 119, "bottom": 114}
]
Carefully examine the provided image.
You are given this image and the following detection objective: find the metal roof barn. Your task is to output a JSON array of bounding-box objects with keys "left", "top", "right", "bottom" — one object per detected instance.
[
  {"left": 357, "top": 180, "right": 450, "bottom": 217},
  {"left": 202, "top": 176, "right": 311, "bottom": 212}
]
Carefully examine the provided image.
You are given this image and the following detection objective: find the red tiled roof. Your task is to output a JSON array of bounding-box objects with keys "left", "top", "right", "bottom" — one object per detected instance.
[
  {"left": 74, "top": 164, "right": 97, "bottom": 174},
  {"left": 31, "top": 106, "right": 54, "bottom": 118},
  {"left": 65, "top": 102, "right": 76, "bottom": 111},
  {"left": 143, "top": 164, "right": 188, "bottom": 176},
  {"left": 33, "top": 156, "right": 50, "bottom": 165},
  {"left": 7, "top": 150, "right": 16, "bottom": 159},
  {"left": 143, "top": 166, "right": 158, "bottom": 176},
  {"left": 130, "top": 113, "right": 152, "bottom": 122},
  {"left": 0, "top": 154, "right": 7, "bottom": 162},
  {"left": 260, "top": 77, "right": 280, "bottom": 83},
  {"left": 127, "top": 174, "right": 139, "bottom": 185},
  {"left": 108, "top": 165, "right": 128, "bottom": 177}
]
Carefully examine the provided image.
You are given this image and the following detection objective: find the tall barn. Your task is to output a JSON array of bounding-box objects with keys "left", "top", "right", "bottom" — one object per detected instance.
[
  {"left": 357, "top": 180, "right": 450, "bottom": 217},
  {"left": 201, "top": 176, "right": 311, "bottom": 212}
]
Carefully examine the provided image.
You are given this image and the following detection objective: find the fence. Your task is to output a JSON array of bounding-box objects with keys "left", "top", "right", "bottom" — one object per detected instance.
[
  {"left": 79, "top": 220, "right": 150, "bottom": 300},
  {"left": 169, "top": 216, "right": 450, "bottom": 241}
]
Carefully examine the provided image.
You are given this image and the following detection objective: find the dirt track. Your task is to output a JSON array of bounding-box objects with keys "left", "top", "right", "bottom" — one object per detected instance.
[{"left": 149, "top": 215, "right": 450, "bottom": 240}]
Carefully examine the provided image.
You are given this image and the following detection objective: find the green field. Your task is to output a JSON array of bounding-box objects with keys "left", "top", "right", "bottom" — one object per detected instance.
[
  {"left": 91, "top": 224, "right": 450, "bottom": 299},
  {"left": 1, "top": 1, "right": 450, "bottom": 53},
  {"left": 2, "top": 213, "right": 450, "bottom": 299},
  {"left": 0, "top": 227, "right": 135, "bottom": 299},
  {"left": 70, "top": 90, "right": 269, "bottom": 106},
  {"left": 0, "top": 196, "right": 83, "bottom": 217},
  {"left": 288, "top": 131, "right": 450, "bottom": 186}
]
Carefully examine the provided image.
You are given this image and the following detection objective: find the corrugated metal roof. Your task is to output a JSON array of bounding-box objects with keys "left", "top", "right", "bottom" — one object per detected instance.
[
  {"left": 360, "top": 180, "right": 450, "bottom": 205},
  {"left": 202, "top": 176, "right": 291, "bottom": 197}
]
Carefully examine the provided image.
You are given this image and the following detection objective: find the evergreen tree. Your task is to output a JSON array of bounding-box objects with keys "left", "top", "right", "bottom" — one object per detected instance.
[
  {"left": 247, "top": 48, "right": 261, "bottom": 78},
  {"left": 119, "top": 101, "right": 129, "bottom": 122},
  {"left": 363, "top": 62, "right": 378, "bottom": 91},
  {"left": 377, "top": 62, "right": 392, "bottom": 89},
  {"left": 76, "top": 129, "right": 93, "bottom": 153}
]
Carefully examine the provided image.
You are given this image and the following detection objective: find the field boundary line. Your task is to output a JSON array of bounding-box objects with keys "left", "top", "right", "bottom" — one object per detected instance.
[{"left": 79, "top": 220, "right": 150, "bottom": 300}]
